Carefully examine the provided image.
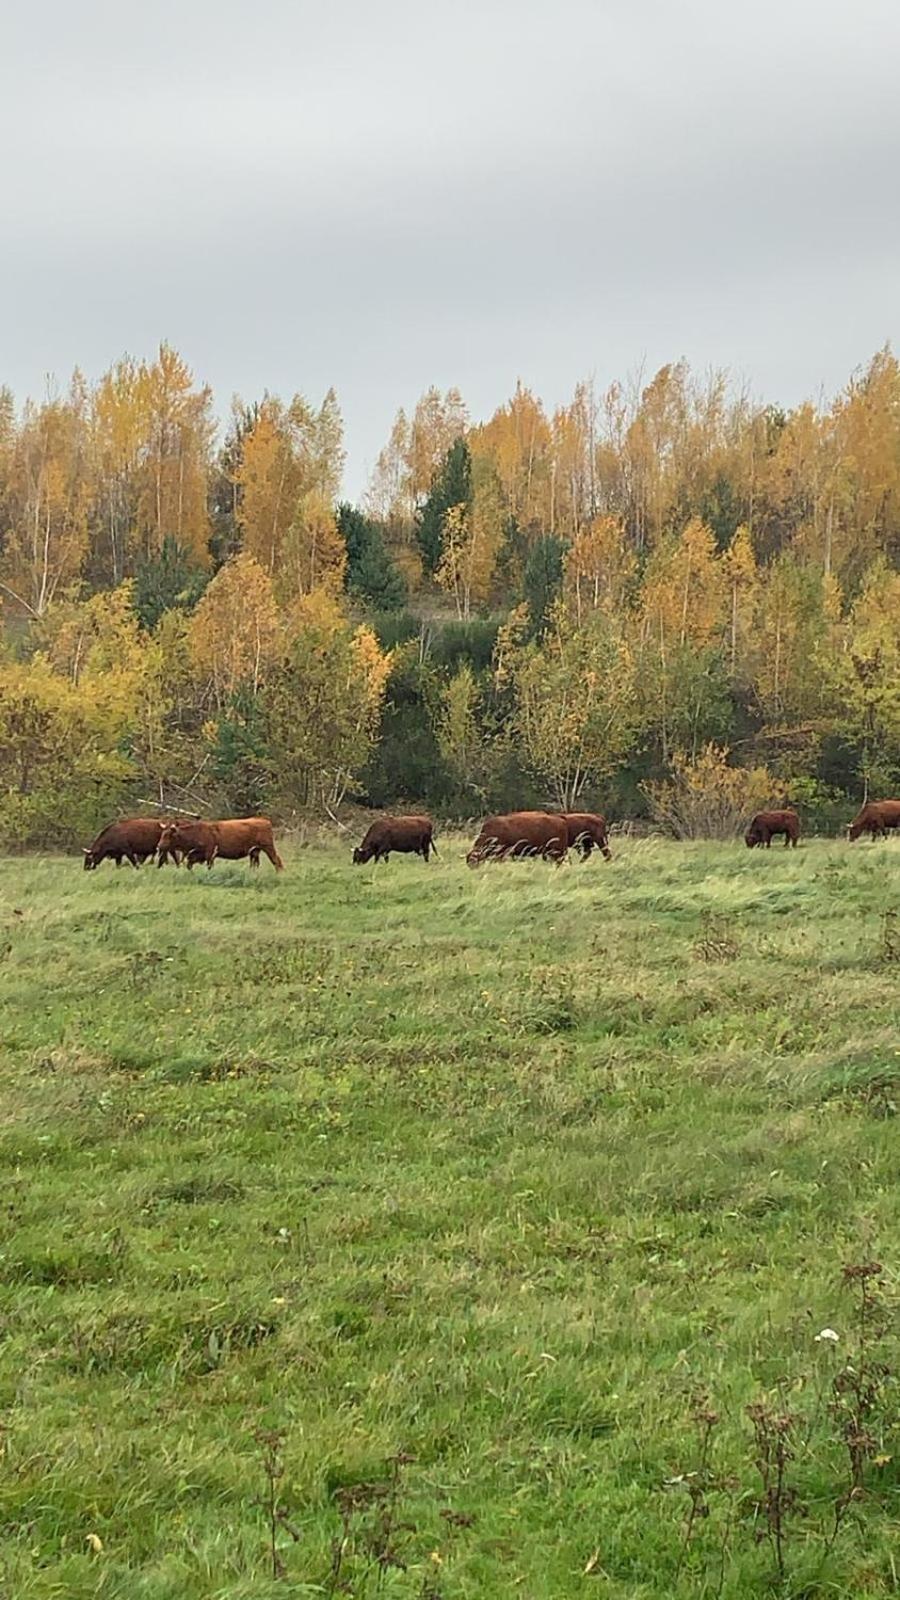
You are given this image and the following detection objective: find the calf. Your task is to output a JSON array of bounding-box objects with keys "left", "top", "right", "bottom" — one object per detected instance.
[
  {"left": 745, "top": 809, "right": 800, "bottom": 849},
  {"left": 467, "top": 811, "right": 569, "bottom": 867},
  {"left": 158, "top": 816, "right": 284, "bottom": 871},
  {"left": 847, "top": 799, "right": 900, "bottom": 840},
  {"left": 353, "top": 814, "right": 436, "bottom": 864}
]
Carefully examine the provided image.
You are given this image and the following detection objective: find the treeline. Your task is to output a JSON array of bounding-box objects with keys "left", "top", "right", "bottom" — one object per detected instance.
[{"left": 0, "top": 344, "right": 899, "bottom": 844}]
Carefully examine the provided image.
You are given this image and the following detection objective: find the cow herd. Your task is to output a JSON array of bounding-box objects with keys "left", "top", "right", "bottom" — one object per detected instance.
[
  {"left": 82, "top": 816, "right": 283, "bottom": 872},
  {"left": 80, "top": 797, "right": 900, "bottom": 876}
]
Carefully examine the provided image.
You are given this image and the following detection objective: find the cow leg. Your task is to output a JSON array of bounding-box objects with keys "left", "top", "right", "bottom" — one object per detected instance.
[
  {"left": 249, "top": 847, "right": 261, "bottom": 869},
  {"left": 129, "top": 851, "right": 141, "bottom": 868}
]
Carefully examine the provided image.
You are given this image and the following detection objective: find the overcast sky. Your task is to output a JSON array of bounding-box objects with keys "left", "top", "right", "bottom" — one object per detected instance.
[{"left": 1, "top": 0, "right": 897, "bottom": 497}]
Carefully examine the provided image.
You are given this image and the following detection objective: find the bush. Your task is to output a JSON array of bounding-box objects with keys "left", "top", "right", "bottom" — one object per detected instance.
[
  {"left": 643, "top": 744, "right": 776, "bottom": 840},
  {"left": 784, "top": 776, "right": 848, "bottom": 837}
]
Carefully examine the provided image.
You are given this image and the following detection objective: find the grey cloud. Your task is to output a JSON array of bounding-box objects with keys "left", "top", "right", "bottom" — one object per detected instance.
[{"left": 1, "top": 0, "right": 897, "bottom": 497}]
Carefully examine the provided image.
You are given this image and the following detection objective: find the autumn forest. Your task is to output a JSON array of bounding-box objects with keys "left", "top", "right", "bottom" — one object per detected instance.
[{"left": 1, "top": 343, "right": 899, "bottom": 844}]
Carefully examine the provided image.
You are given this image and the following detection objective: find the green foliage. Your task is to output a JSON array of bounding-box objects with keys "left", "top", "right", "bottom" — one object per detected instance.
[
  {"left": 428, "top": 616, "right": 499, "bottom": 672},
  {"left": 695, "top": 469, "right": 744, "bottom": 550},
  {"left": 415, "top": 435, "right": 471, "bottom": 572},
  {"left": 641, "top": 644, "right": 736, "bottom": 762},
  {"left": 523, "top": 533, "right": 568, "bottom": 634},
  {"left": 368, "top": 609, "right": 421, "bottom": 652},
  {"left": 207, "top": 687, "right": 272, "bottom": 814},
  {"left": 208, "top": 399, "right": 260, "bottom": 564},
  {"left": 132, "top": 537, "right": 209, "bottom": 630},
  {"left": 508, "top": 605, "right": 638, "bottom": 809},
  {"left": 784, "top": 775, "right": 848, "bottom": 835},
  {"left": 336, "top": 502, "right": 407, "bottom": 610},
  {"left": 360, "top": 647, "right": 447, "bottom": 807}
]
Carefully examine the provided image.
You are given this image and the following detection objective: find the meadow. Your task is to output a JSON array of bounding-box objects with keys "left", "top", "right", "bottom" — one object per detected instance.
[{"left": 0, "top": 834, "right": 897, "bottom": 1598}]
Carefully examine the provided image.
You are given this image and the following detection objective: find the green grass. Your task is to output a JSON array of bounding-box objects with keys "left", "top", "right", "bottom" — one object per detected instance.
[{"left": 0, "top": 835, "right": 897, "bottom": 1598}]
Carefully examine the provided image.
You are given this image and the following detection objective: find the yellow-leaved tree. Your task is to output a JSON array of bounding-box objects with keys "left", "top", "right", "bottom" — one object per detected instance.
[
  {"left": 188, "top": 554, "right": 281, "bottom": 708},
  {"left": 36, "top": 582, "right": 182, "bottom": 806},
  {"left": 282, "top": 490, "right": 347, "bottom": 600},
  {"left": 0, "top": 657, "right": 134, "bottom": 844},
  {"left": 266, "top": 590, "right": 390, "bottom": 810},
  {"left": 435, "top": 662, "right": 491, "bottom": 799},
  {"left": 565, "top": 514, "right": 635, "bottom": 623},
  {"left": 89, "top": 357, "right": 145, "bottom": 585},
  {"left": 636, "top": 518, "right": 726, "bottom": 762},
  {"left": 435, "top": 456, "right": 504, "bottom": 620},
  {"left": 721, "top": 524, "right": 758, "bottom": 681},
  {"left": 818, "top": 557, "right": 900, "bottom": 797},
  {"left": 504, "top": 603, "right": 637, "bottom": 809},
  {"left": 1, "top": 385, "right": 91, "bottom": 617},
  {"left": 236, "top": 393, "right": 344, "bottom": 584},
  {"left": 751, "top": 559, "right": 833, "bottom": 726},
  {"left": 134, "top": 344, "right": 215, "bottom": 567}
]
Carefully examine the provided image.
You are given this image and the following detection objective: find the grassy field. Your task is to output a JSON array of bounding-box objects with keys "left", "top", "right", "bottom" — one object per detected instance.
[{"left": 0, "top": 834, "right": 897, "bottom": 1598}]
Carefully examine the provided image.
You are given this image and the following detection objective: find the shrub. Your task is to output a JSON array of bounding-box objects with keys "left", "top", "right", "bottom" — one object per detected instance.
[{"left": 643, "top": 743, "right": 776, "bottom": 840}]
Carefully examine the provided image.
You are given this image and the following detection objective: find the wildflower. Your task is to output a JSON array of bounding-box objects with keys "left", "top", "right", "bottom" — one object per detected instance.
[{"left": 815, "top": 1327, "right": 839, "bottom": 1343}]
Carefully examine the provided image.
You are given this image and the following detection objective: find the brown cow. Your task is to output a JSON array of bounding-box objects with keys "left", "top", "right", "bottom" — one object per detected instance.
[
  {"left": 847, "top": 799, "right": 900, "bottom": 840},
  {"left": 563, "top": 812, "right": 612, "bottom": 861},
  {"left": 353, "top": 814, "right": 436, "bottom": 864},
  {"left": 467, "top": 811, "right": 569, "bottom": 867},
  {"left": 745, "top": 809, "right": 800, "bottom": 849},
  {"left": 82, "top": 817, "right": 180, "bottom": 870},
  {"left": 158, "top": 817, "right": 284, "bottom": 871}
]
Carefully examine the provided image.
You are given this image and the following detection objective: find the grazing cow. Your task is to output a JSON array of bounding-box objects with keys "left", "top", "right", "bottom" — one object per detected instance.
[
  {"left": 563, "top": 812, "right": 612, "bottom": 861},
  {"left": 353, "top": 814, "right": 436, "bottom": 864},
  {"left": 847, "top": 799, "right": 900, "bottom": 841},
  {"left": 82, "top": 817, "right": 180, "bottom": 870},
  {"left": 467, "top": 810, "right": 569, "bottom": 867},
  {"left": 745, "top": 809, "right": 800, "bottom": 849},
  {"left": 158, "top": 816, "right": 284, "bottom": 871}
]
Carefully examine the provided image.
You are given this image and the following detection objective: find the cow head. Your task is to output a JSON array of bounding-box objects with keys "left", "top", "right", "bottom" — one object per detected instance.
[
  {"left": 847, "top": 819, "right": 862, "bottom": 841},
  {"left": 352, "top": 844, "right": 372, "bottom": 865},
  {"left": 82, "top": 848, "right": 98, "bottom": 871},
  {"left": 744, "top": 829, "right": 760, "bottom": 848}
]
